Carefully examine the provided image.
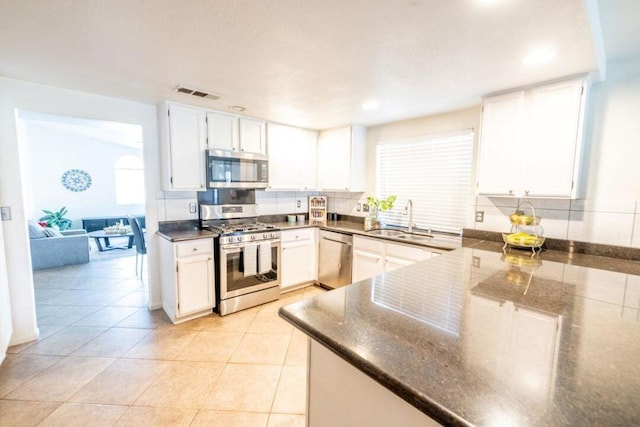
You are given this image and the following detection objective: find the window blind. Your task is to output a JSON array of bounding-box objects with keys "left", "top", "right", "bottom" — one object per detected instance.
[{"left": 376, "top": 131, "right": 474, "bottom": 234}]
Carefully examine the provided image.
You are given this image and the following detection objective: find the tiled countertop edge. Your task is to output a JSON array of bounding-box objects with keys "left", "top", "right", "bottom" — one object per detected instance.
[{"left": 463, "top": 228, "right": 640, "bottom": 262}]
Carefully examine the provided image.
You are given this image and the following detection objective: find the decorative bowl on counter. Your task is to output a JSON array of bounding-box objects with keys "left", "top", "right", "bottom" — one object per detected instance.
[
  {"left": 509, "top": 214, "right": 541, "bottom": 226},
  {"left": 502, "top": 232, "right": 545, "bottom": 249}
]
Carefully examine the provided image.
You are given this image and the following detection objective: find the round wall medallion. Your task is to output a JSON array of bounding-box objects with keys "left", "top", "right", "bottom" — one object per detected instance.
[{"left": 61, "top": 169, "right": 92, "bottom": 192}]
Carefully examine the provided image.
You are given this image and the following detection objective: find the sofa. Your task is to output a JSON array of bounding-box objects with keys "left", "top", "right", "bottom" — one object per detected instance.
[{"left": 29, "top": 229, "right": 90, "bottom": 270}]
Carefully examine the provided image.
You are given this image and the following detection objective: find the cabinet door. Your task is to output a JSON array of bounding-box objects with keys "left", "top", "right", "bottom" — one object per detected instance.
[
  {"left": 267, "top": 123, "right": 301, "bottom": 190},
  {"left": 176, "top": 254, "right": 214, "bottom": 316},
  {"left": 384, "top": 256, "right": 414, "bottom": 273},
  {"left": 206, "top": 111, "right": 238, "bottom": 151},
  {"left": 317, "top": 127, "right": 351, "bottom": 191},
  {"left": 352, "top": 249, "right": 383, "bottom": 282},
  {"left": 281, "top": 240, "right": 315, "bottom": 289},
  {"left": 239, "top": 118, "right": 266, "bottom": 154},
  {"left": 300, "top": 129, "right": 318, "bottom": 190},
  {"left": 476, "top": 91, "right": 524, "bottom": 196},
  {"left": 524, "top": 79, "right": 584, "bottom": 197},
  {"left": 167, "top": 103, "right": 206, "bottom": 190}
]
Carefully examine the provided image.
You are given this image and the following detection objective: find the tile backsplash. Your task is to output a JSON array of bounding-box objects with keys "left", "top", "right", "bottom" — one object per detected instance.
[{"left": 473, "top": 197, "right": 640, "bottom": 248}]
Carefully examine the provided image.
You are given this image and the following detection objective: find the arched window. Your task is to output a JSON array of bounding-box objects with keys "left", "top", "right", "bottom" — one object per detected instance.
[{"left": 115, "top": 155, "right": 144, "bottom": 205}]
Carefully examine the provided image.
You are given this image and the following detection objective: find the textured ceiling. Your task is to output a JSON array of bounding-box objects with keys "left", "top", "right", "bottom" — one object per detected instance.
[{"left": 0, "top": 0, "right": 629, "bottom": 129}]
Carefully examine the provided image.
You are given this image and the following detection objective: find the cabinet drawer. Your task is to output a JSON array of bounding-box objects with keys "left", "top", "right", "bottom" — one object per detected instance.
[
  {"left": 353, "top": 236, "right": 385, "bottom": 253},
  {"left": 175, "top": 239, "right": 213, "bottom": 257},
  {"left": 386, "top": 242, "right": 431, "bottom": 262},
  {"left": 281, "top": 227, "right": 315, "bottom": 243}
]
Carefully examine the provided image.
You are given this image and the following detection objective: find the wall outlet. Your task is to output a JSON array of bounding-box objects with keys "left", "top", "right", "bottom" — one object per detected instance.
[
  {"left": 472, "top": 256, "right": 481, "bottom": 268},
  {"left": 363, "top": 204, "right": 369, "bottom": 212},
  {"left": 356, "top": 203, "right": 361, "bottom": 212},
  {"left": 297, "top": 200, "right": 301, "bottom": 208},
  {"left": 189, "top": 202, "right": 197, "bottom": 213},
  {"left": 1, "top": 206, "right": 11, "bottom": 221},
  {"left": 475, "top": 210, "right": 484, "bottom": 222}
]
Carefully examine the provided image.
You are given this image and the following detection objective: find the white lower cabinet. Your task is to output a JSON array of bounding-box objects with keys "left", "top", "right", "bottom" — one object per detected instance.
[
  {"left": 308, "top": 339, "right": 440, "bottom": 427},
  {"left": 352, "top": 236, "right": 438, "bottom": 282},
  {"left": 280, "top": 228, "right": 318, "bottom": 291},
  {"left": 159, "top": 238, "right": 215, "bottom": 323},
  {"left": 353, "top": 249, "right": 384, "bottom": 282}
]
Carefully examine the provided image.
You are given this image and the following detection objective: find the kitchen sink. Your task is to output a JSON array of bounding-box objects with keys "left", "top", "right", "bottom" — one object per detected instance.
[
  {"left": 395, "top": 234, "right": 433, "bottom": 242},
  {"left": 365, "top": 229, "right": 406, "bottom": 237}
]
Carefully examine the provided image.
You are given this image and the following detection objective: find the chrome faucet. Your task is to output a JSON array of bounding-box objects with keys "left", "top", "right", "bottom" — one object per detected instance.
[{"left": 404, "top": 199, "right": 415, "bottom": 233}]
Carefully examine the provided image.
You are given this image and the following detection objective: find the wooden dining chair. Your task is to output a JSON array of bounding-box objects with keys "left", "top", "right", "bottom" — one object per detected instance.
[{"left": 128, "top": 216, "right": 147, "bottom": 277}]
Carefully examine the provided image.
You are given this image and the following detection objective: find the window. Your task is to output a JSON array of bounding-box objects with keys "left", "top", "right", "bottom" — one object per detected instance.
[
  {"left": 115, "top": 155, "right": 145, "bottom": 205},
  {"left": 377, "top": 130, "right": 474, "bottom": 234}
]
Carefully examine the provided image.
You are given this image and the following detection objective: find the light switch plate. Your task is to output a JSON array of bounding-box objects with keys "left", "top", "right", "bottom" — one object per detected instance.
[
  {"left": 1, "top": 206, "right": 11, "bottom": 221},
  {"left": 356, "top": 203, "right": 361, "bottom": 212},
  {"left": 189, "top": 202, "right": 197, "bottom": 213},
  {"left": 475, "top": 211, "right": 484, "bottom": 222},
  {"left": 297, "top": 200, "right": 301, "bottom": 208}
]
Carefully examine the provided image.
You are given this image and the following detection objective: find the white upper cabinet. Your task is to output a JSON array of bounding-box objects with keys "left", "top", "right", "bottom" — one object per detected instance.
[
  {"left": 206, "top": 111, "right": 237, "bottom": 151},
  {"left": 162, "top": 102, "right": 207, "bottom": 191},
  {"left": 239, "top": 117, "right": 267, "bottom": 154},
  {"left": 317, "top": 126, "right": 366, "bottom": 192},
  {"left": 206, "top": 112, "right": 266, "bottom": 155},
  {"left": 267, "top": 123, "right": 318, "bottom": 190},
  {"left": 476, "top": 77, "right": 587, "bottom": 198}
]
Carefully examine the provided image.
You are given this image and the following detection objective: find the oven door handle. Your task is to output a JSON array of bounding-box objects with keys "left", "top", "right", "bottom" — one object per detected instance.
[{"left": 221, "top": 246, "right": 242, "bottom": 254}]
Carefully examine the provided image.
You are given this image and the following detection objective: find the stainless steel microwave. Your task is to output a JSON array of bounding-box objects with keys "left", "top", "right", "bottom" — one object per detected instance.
[{"left": 206, "top": 149, "right": 269, "bottom": 189}]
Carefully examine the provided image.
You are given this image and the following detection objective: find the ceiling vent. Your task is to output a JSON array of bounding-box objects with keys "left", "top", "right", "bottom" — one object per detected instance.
[{"left": 175, "top": 86, "right": 222, "bottom": 100}]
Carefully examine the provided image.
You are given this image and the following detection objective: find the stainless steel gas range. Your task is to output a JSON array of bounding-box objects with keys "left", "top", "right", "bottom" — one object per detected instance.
[{"left": 200, "top": 204, "right": 280, "bottom": 316}]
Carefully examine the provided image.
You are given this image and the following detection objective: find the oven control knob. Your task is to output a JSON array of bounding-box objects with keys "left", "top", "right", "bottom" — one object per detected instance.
[
  {"left": 271, "top": 233, "right": 277, "bottom": 238},
  {"left": 263, "top": 233, "right": 268, "bottom": 238},
  {"left": 250, "top": 235, "right": 256, "bottom": 240},
  {"left": 231, "top": 237, "right": 237, "bottom": 243}
]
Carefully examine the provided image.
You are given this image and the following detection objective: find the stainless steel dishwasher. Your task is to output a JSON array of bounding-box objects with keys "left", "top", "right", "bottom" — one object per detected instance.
[{"left": 318, "top": 230, "right": 353, "bottom": 289}]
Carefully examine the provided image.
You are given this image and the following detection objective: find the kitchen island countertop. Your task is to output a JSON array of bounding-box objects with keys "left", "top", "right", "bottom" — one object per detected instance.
[{"left": 279, "top": 245, "right": 640, "bottom": 426}]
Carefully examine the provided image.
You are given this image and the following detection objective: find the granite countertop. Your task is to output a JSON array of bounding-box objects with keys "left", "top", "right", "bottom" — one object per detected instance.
[
  {"left": 158, "top": 219, "right": 460, "bottom": 251},
  {"left": 279, "top": 246, "right": 640, "bottom": 426},
  {"left": 272, "top": 220, "right": 463, "bottom": 251},
  {"left": 156, "top": 228, "right": 218, "bottom": 241}
]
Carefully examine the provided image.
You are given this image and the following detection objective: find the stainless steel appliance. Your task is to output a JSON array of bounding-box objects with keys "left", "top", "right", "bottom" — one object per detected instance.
[
  {"left": 201, "top": 203, "right": 280, "bottom": 315},
  {"left": 206, "top": 149, "right": 269, "bottom": 189},
  {"left": 318, "top": 230, "right": 352, "bottom": 289}
]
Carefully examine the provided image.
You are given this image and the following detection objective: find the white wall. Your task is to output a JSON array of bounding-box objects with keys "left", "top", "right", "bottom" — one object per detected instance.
[
  {"left": 364, "top": 57, "right": 640, "bottom": 248},
  {"left": 474, "top": 57, "right": 640, "bottom": 247},
  {"left": 0, "top": 77, "right": 161, "bottom": 346},
  {"left": 22, "top": 121, "right": 144, "bottom": 227},
  {"left": 0, "top": 220, "right": 13, "bottom": 364}
]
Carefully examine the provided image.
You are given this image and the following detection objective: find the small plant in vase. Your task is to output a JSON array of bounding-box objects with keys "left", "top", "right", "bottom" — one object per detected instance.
[
  {"left": 39, "top": 207, "right": 73, "bottom": 230},
  {"left": 364, "top": 195, "right": 397, "bottom": 231}
]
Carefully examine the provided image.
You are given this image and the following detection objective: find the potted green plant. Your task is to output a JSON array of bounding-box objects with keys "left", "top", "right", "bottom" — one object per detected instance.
[
  {"left": 364, "top": 195, "right": 397, "bottom": 230},
  {"left": 39, "top": 207, "right": 73, "bottom": 230}
]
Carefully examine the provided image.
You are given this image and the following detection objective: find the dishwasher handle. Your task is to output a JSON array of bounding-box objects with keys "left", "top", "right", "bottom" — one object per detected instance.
[{"left": 322, "top": 237, "right": 352, "bottom": 246}]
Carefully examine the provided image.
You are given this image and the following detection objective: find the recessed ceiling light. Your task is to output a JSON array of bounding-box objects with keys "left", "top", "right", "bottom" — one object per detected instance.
[
  {"left": 228, "top": 105, "right": 246, "bottom": 112},
  {"left": 522, "top": 48, "right": 556, "bottom": 66},
  {"left": 361, "top": 100, "right": 380, "bottom": 110}
]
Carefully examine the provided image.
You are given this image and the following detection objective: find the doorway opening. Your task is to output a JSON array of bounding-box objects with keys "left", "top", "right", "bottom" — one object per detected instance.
[{"left": 16, "top": 110, "right": 149, "bottom": 332}]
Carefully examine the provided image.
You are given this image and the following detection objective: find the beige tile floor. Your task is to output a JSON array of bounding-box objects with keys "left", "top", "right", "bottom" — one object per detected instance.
[{"left": 1, "top": 254, "right": 324, "bottom": 426}]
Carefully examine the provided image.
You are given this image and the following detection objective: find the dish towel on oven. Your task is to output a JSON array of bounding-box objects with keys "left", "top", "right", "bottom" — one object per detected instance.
[
  {"left": 258, "top": 241, "right": 271, "bottom": 274},
  {"left": 243, "top": 242, "right": 258, "bottom": 277}
]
